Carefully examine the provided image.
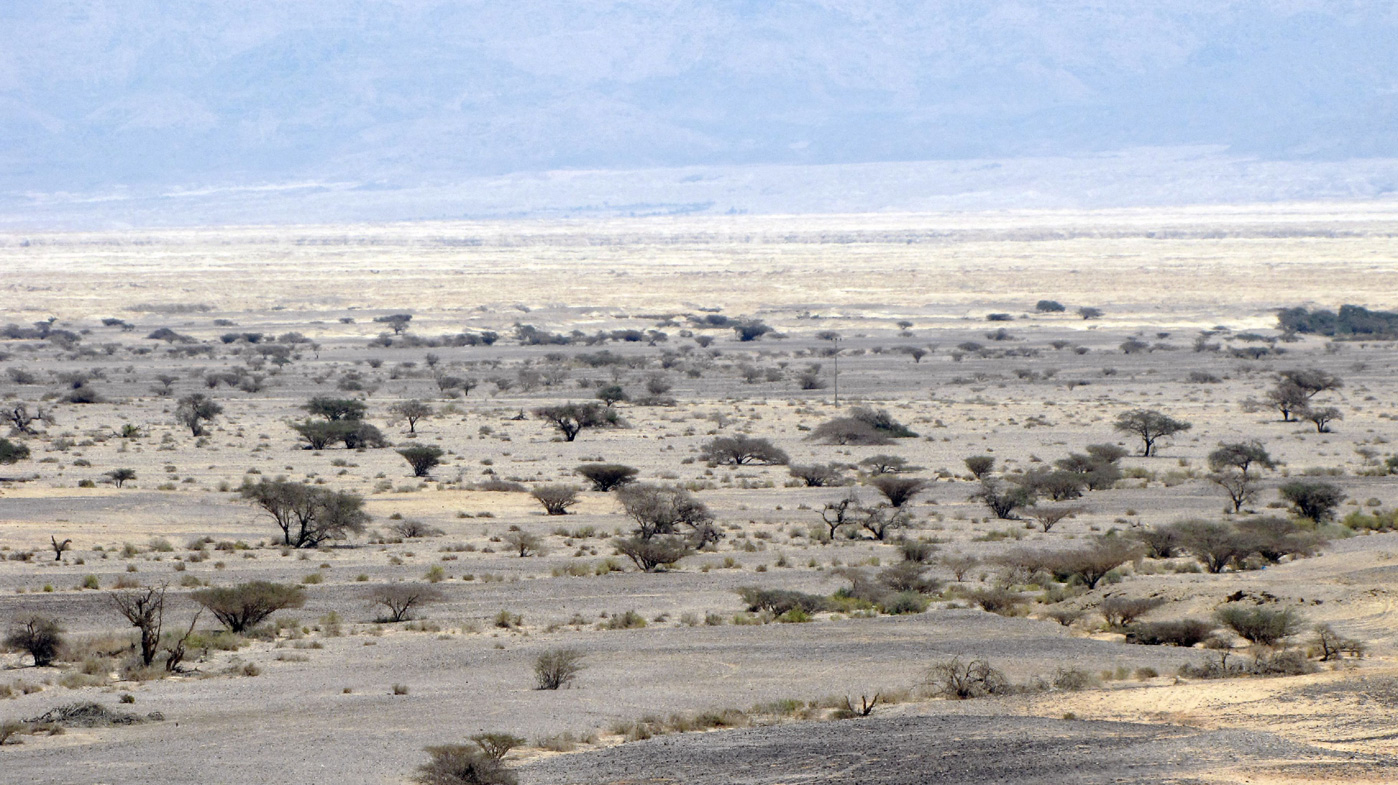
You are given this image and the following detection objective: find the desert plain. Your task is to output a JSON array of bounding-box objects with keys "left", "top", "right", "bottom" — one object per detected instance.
[{"left": 1, "top": 203, "right": 1397, "bottom": 784}]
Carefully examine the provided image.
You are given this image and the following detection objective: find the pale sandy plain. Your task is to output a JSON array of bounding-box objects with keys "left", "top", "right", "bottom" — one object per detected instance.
[{"left": 0, "top": 203, "right": 1397, "bottom": 783}]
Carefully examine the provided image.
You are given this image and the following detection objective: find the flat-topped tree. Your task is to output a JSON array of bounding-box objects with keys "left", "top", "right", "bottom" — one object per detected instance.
[
  {"left": 1208, "top": 441, "right": 1277, "bottom": 473},
  {"left": 700, "top": 435, "right": 789, "bottom": 466},
  {"left": 364, "top": 584, "right": 444, "bottom": 623},
  {"left": 1266, "top": 369, "right": 1342, "bottom": 423},
  {"left": 105, "top": 468, "right": 137, "bottom": 487},
  {"left": 1279, "top": 368, "right": 1343, "bottom": 399},
  {"left": 575, "top": 463, "right": 637, "bottom": 492},
  {"left": 373, "top": 313, "right": 412, "bottom": 334},
  {"left": 304, "top": 396, "right": 367, "bottom": 422},
  {"left": 1113, "top": 408, "right": 1191, "bottom": 457},
  {"left": 869, "top": 475, "right": 927, "bottom": 507},
  {"left": 533, "top": 402, "right": 610, "bottom": 441}
]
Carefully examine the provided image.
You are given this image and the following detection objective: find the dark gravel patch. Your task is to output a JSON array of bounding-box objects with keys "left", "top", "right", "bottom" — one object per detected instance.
[{"left": 520, "top": 714, "right": 1329, "bottom": 785}]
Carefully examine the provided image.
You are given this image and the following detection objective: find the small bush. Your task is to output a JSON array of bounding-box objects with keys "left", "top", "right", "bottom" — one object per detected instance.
[
  {"left": 414, "top": 743, "right": 517, "bottom": 785},
  {"left": 534, "top": 648, "right": 585, "bottom": 690},
  {"left": 191, "top": 582, "right": 306, "bottom": 633},
  {"left": 1215, "top": 605, "right": 1304, "bottom": 646},
  {"left": 735, "top": 587, "right": 828, "bottom": 615},
  {"left": 367, "top": 584, "right": 447, "bottom": 623},
  {"left": 1051, "top": 667, "right": 1098, "bottom": 691},
  {"left": 1099, "top": 597, "right": 1165, "bottom": 629},
  {"left": 574, "top": 463, "right": 638, "bottom": 492},
  {"left": 924, "top": 657, "right": 1011, "bottom": 699},
  {"left": 530, "top": 485, "right": 580, "bottom": 515},
  {"left": 967, "top": 587, "right": 1025, "bottom": 616},
  {"left": 878, "top": 591, "right": 929, "bottom": 615},
  {"left": 1125, "top": 619, "right": 1216, "bottom": 647},
  {"left": 5, "top": 615, "right": 64, "bottom": 666},
  {"left": 601, "top": 610, "right": 647, "bottom": 630}
]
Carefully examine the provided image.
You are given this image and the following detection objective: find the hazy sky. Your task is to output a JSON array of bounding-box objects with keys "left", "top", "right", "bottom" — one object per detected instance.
[{"left": 2, "top": 1, "right": 1395, "bottom": 197}]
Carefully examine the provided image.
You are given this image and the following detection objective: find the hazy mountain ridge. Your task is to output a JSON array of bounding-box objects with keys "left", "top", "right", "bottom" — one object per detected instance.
[{"left": 2, "top": 2, "right": 1396, "bottom": 226}]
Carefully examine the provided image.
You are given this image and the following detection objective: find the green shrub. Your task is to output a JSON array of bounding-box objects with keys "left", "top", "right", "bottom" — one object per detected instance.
[
  {"left": 967, "top": 587, "right": 1025, "bottom": 616},
  {"left": 601, "top": 610, "right": 647, "bottom": 630},
  {"left": 414, "top": 744, "right": 516, "bottom": 785},
  {"left": 5, "top": 615, "right": 64, "bottom": 667},
  {"left": 534, "top": 648, "right": 585, "bottom": 690},
  {"left": 878, "top": 591, "right": 929, "bottom": 615},
  {"left": 1215, "top": 605, "right": 1304, "bottom": 646},
  {"left": 190, "top": 582, "right": 307, "bottom": 633},
  {"left": 735, "top": 587, "right": 828, "bottom": 615},
  {"left": 1125, "top": 619, "right": 1216, "bottom": 647}
]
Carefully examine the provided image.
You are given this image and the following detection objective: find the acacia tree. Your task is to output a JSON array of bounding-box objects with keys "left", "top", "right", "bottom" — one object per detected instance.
[
  {"left": 963, "top": 456, "right": 995, "bottom": 479},
  {"left": 175, "top": 393, "right": 222, "bottom": 436},
  {"left": 788, "top": 463, "right": 847, "bottom": 487},
  {"left": 699, "top": 435, "right": 789, "bottom": 465},
  {"left": 530, "top": 485, "right": 580, "bottom": 515},
  {"left": 1303, "top": 406, "right": 1342, "bottom": 433},
  {"left": 503, "top": 531, "right": 544, "bottom": 557},
  {"left": 574, "top": 463, "right": 638, "bottom": 491},
  {"left": 1279, "top": 368, "right": 1343, "bottom": 400},
  {"left": 1208, "top": 442, "right": 1277, "bottom": 473},
  {"left": 192, "top": 582, "right": 306, "bottom": 632},
  {"left": 1023, "top": 504, "right": 1083, "bottom": 533},
  {"left": 869, "top": 475, "right": 927, "bottom": 507},
  {"left": 1211, "top": 471, "right": 1258, "bottom": 514},
  {"left": 595, "top": 385, "right": 628, "bottom": 408},
  {"left": 1279, "top": 480, "right": 1345, "bottom": 522},
  {"left": 1264, "top": 380, "right": 1309, "bottom": 422},
  {"left": 533, "top": 402, "right": 610, "bottom": 441},
  {"left": 1266, "top": 370, "right": 1342, "bottom": 423},
  {"left": 241, "top": 479, "right": 370, "bottom": 547},
  {"left": 970, "top": 478, "right": 1034, "bottom": 519},
  {"left": 1040, "top": 536, "right": 1143, "bottom": 589},
  {"left": 373, "top": 313, "right": 413, "bottom": 334},
  {"left": 105, "top": 468, "right": 137, "bottom": 487},
  {"left": 857, "top": 505, "right": 912, "bottom": 540},
  {"left": 390, "top": 399, "right": 433, "bottom": 434},
  {"left": 303, "top": 396, "right": 367, "bottom": 422},
  {"left": 1113, "top": 409, "right": 1191, "bottom": 457},
  {"left": 1169, "top": 519, "right": 1255, "bottom": 573},
  {"left": 613, "top": 484, "right": 717, "bottom": 571},
  {"left": 365, "top": 584, "right": 445, "bottom": 623},
  {"left": 398, "top": 445, "right": 445, "bottom": 477}
]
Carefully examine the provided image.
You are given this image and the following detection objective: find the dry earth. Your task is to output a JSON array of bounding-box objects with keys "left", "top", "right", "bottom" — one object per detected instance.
[{"left": 1, "top": 203, "right": 1397, "bottom": 783}]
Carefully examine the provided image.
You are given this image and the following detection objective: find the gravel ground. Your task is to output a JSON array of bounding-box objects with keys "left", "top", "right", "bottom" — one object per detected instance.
[{"left": 518, "top": 713, "right": 1334, "bottom": 785}]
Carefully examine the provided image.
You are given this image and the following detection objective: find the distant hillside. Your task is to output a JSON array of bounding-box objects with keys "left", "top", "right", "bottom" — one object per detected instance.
[{"left": 2, "top": 2, "right": 1396, "bottom": 226}]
